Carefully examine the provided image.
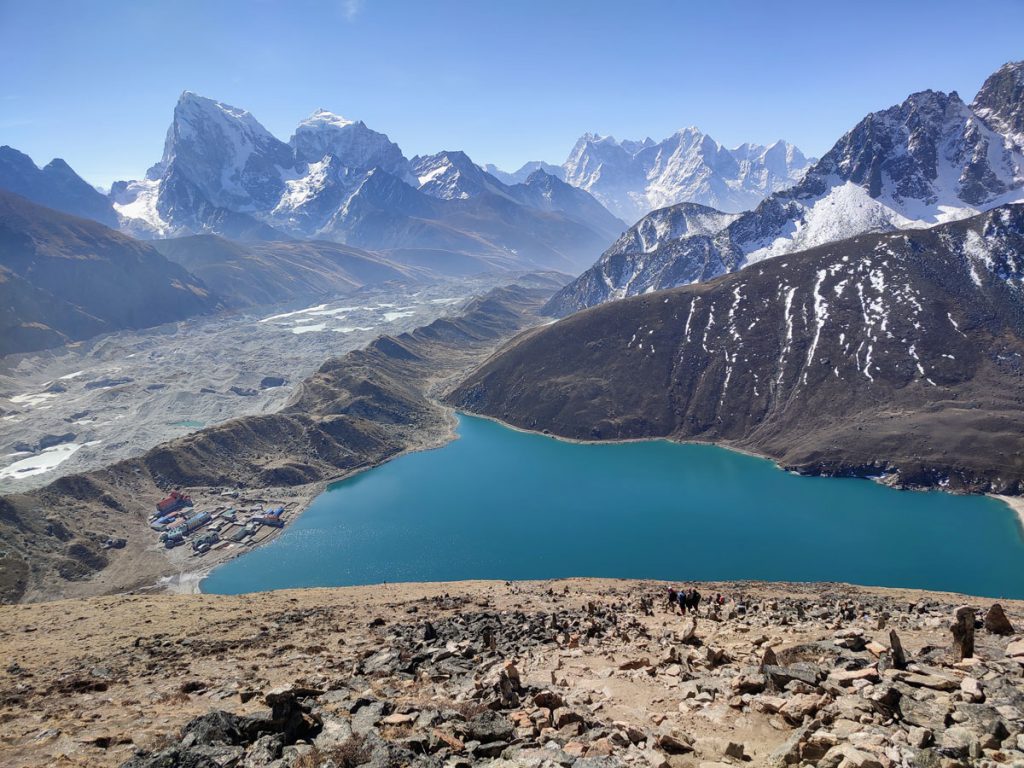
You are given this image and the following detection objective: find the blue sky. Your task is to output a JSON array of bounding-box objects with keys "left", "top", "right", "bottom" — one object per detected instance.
[{"left": 1, "top": 0, "right": 1022, "bottom": 188}]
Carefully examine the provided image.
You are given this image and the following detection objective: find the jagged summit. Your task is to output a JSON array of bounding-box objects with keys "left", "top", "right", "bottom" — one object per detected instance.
[
  {"left": 289, "top": 107, "right": 410, "bottom": 179},
  {"left": 157, "top": 91, "right": 294, "bottom": 212},
  {"left": 562, "top": 127, "right": 813, "bottom": 220},
  {"left": 972, "top": 60, "right": 1024, "bottom": 150},
  {"left": 411, "top": 150, "right": 511, "bottom": 200}
]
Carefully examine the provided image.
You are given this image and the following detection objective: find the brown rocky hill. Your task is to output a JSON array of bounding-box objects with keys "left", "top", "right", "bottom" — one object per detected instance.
[
  {"left": 0, "top": 190, "right": 220, "bottom": 355},
  {"left": 450, "top": 205, "right": 1024, "bottom": 493},
  {"left": 0, "top": 282, "right": 556, "bottom": 604}
]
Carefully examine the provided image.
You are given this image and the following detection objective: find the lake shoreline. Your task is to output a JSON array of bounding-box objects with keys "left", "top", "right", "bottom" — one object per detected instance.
[
  {"left": 199, "top": 415, "right": 1024, "bottom": 602},
  {"left": 170, "top": 408, "right": 466, "bottom": 596},
  {"left": 466, "top": 409, "right": 1024, "bottom": 515},
  {"left": 995, "top": 494, "right": 1024, "bottom": 535}
]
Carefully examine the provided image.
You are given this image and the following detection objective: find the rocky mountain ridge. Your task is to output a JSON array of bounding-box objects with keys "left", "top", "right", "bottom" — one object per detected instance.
[
  {"left": 0, "top": 145, "right": 118, "bottom": 228},
  {"left": 547, "top": 61, "right": 1024, "bottom": 314},
  {"left": 0, "top": 190, "right": 221, "bottom": 356},
  {"left": 452, "top": 204, "right": 1024, "bottom": 493}
]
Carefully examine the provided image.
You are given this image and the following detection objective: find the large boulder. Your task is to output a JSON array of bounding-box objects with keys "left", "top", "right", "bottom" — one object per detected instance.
[{"left": 984, "top": 603, "right": 1015, "bottom": 635}]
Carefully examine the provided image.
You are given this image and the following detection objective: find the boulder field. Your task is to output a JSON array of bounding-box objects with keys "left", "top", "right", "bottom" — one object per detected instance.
[{"left": 2, "top": 579, "right": 1024, "bottom": 767}]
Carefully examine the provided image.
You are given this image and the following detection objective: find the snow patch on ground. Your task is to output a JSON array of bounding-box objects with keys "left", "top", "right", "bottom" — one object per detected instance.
[
  {"left": 0, "top": 442, "right": 94, "bottom": 480},
  {"left": 9, "top": 391, "right": 59, "bottom": 408}
]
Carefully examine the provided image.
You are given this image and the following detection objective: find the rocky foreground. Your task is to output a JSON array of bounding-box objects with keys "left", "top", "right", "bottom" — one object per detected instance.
[{"left": 2, "top": 580, "right": 1024, "bottom": 768}]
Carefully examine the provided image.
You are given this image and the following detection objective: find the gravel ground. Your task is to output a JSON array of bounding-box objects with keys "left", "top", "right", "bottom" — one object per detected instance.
[{"left": 2, "top": 578, "right": 1023, "bottom": 768}]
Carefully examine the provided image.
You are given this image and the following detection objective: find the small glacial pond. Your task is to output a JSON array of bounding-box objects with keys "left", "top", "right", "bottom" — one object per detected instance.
[{"left": 203, "top": 414, "right": 1024, "bottom": 598}]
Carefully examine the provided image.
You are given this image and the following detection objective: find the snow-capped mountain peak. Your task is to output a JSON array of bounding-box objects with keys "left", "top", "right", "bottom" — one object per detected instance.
[
  {"left": 289, "top": 109, "right": 411, "bottom": 180},
  {"left": 547, "top": 62, "right": 1024, "bottom": 315},
  {"left": 412, "top": 151, "right": 512, "bottom": 200},
  {"left": 157, "top": 91, "right": 295, "bottom": 212},
  {"left": 562, "top": 126, "right": 814, "bottom": 220},
  {"left": 304, "top": 108, "right": 357, "bottom": 129},
  {"left": 971, "top": 60, "right": 1024, "bottom": 152}
]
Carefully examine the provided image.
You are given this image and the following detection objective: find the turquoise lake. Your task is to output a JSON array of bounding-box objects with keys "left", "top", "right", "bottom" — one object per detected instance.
[{"left": 202, "top": 414, "right": 1024, "bottom": 598}]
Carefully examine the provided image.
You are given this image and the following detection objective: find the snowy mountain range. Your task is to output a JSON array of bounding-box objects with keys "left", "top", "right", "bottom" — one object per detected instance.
[
  {"left": 546, "top": 60, "right": 1024, "bottom": 315},
  {"left": 560, "top": 130, "right": 813, "bottom": 221},
  {"left": 0, "top": 94, "right": 813, "bottom": 277},
  {"left": 100, "top": 93, "right": 624, "bottom": 273},
  {"left": 485, "top": 130, "right": 813, "bottom": 222}
]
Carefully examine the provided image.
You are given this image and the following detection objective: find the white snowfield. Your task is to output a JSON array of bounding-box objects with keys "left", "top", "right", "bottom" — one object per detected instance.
[
  {"left": 111, "top": 178, "right": 170, "bottom": 237},
  {"left": 0, "top": 441, "right": 101, "bottom": 481}
]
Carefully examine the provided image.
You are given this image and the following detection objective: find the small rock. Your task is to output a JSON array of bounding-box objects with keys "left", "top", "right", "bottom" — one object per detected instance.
[
  {"left": 888, "top": 629, "right": 907, "bottom": 669},
  {"left": 960, "top": 676, "right": 984, "bottom": 702},
  {"left": 656, "top": 732, "right": 693, "bottom": 754},
  {"left": 984, "top": 603, "right": 1015, "bottom": 635},
  {"left": 951, "top": 606, "right": 975, "bottom": 661},
  {"left": 906, "top": 726, "right": 932, "bottom": 748}
]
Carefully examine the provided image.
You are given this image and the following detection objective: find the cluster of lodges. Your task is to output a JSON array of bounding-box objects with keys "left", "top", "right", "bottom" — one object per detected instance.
[{"left": 149, "top": 490, "right": 291, "bottom": 553}]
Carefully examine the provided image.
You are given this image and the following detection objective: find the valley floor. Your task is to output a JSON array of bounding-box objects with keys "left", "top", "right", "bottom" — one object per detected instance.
[
  {"left": 0, "top": 279, "right": 560, "bottom": 604},
  {"left": 0, "top": 275, "right": 504, "bottom": 495},
  {"left": 1, "top": 579, "right": 1022, "bottom": 768}
]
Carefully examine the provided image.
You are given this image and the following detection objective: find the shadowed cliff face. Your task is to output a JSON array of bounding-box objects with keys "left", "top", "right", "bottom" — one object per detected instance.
[{"left": 451, "top": 205, "right": 1024, "bottom": 493}]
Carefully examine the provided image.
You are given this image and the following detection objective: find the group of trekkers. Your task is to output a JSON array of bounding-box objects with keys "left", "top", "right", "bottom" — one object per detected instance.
[{"left": 666, "top": 586, "right": 727, "bottom": 615}]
